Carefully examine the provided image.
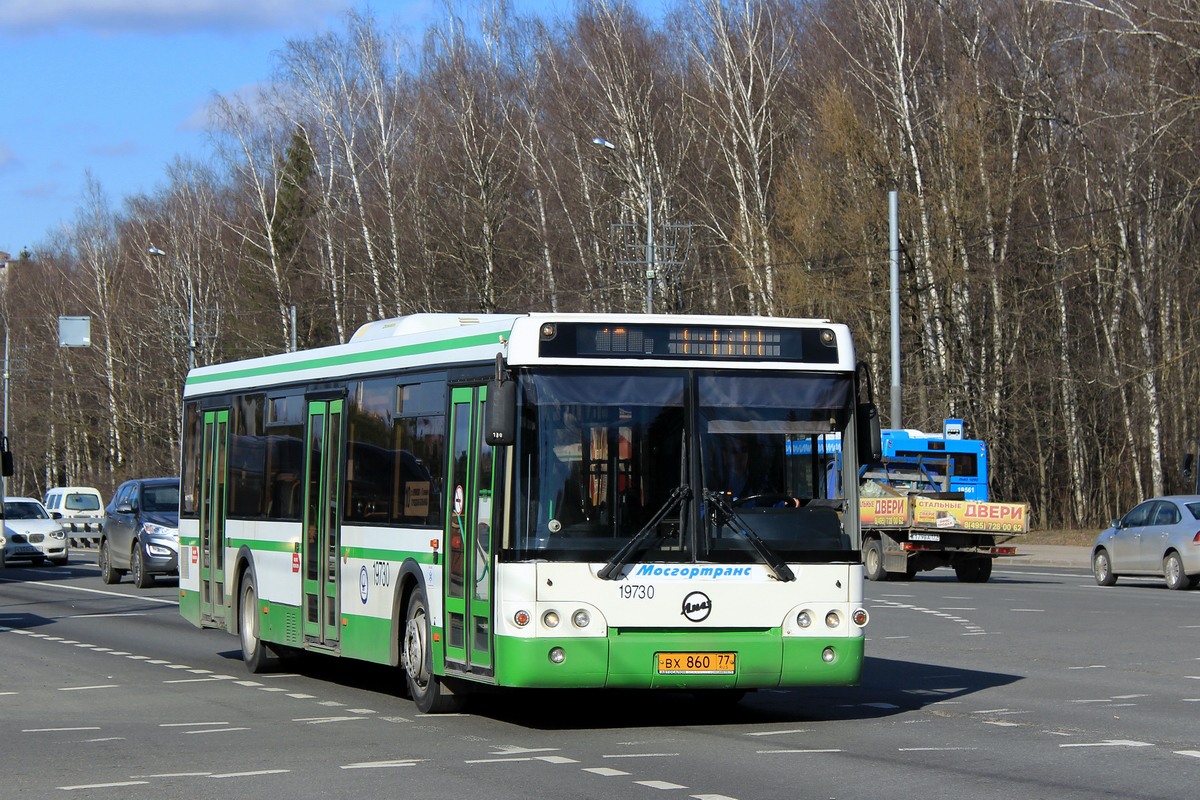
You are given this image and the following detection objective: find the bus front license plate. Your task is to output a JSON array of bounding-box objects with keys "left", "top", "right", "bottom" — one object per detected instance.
[{"left": 657, "top": 652, "right": 736, "bottom": 675}]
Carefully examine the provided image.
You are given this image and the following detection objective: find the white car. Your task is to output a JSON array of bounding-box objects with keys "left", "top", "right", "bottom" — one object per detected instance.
[{"left": 0, "top": 497, "right": 69, "bottom": 567}]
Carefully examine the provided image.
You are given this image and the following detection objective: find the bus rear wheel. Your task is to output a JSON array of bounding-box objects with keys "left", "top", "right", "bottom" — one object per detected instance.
[{"left": 402, "top": 586, "right": 463, "bottom": 714}]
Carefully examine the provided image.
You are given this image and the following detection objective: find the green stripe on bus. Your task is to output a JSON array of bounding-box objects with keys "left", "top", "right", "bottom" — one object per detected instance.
[
  {"left": 342, "top": 547, "right": 437, "bottom": 565},
  {"left": 185, "top": 330, "right": 506, "bottom": 387}
]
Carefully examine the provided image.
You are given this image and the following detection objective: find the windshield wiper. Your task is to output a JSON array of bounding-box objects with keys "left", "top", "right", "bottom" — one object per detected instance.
[
  {"left": 597, "top": 484, "right": 691, "bottom": 581},
  {"left": 702, "top": 490, "right": 796, "bottom": 582}
]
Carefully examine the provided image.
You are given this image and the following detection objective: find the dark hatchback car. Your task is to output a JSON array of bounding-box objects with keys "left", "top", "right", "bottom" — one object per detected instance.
[{"left": 99, "top": 477, "right": 180, "bottom": 588}]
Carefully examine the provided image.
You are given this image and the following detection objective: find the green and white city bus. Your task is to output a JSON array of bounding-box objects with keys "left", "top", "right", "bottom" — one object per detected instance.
[{"left": 178, "top": 313, "right": 880, "bottom": 712}]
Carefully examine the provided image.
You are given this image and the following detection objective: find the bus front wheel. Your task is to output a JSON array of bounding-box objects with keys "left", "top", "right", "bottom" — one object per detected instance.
[{"left": 402, "top": 586, "right": 464, "bottom": 714}]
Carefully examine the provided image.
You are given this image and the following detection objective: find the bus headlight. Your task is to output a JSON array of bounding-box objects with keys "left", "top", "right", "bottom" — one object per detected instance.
[
  {"left": 514, "top": 610, "right": 531, "bottom": 627},
  {"left": 542, "top": 610, "right": 560, "bottom": 628},
  {"left": 822, "top": 647, "right": 836, "bottom": 663},
  {"left": 548, "top": 647, "right": 565, "bottom": 663},
  {"left": 796, "top": 610, "right": 813, "bottom": 629},
  {"left": 572, "top": 609, "right": 590, "bottom": 628},
  {"left": 825, "top": 610, "right": 841, "bottom": 628}
]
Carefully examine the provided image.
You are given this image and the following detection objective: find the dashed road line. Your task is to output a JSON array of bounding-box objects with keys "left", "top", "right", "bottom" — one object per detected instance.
[{"left": 637, "top": 780, "right": 688, "bottom": 790}]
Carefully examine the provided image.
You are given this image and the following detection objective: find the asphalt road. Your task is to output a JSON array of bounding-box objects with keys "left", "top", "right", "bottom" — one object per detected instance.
[{"left": 1, "top": 552, "right": 1196, "bottom": 799}]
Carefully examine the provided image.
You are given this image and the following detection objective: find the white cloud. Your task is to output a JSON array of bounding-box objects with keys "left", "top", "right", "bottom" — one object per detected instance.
[{"left": 0, "top": 0, "right": 346, "bottom": 36}]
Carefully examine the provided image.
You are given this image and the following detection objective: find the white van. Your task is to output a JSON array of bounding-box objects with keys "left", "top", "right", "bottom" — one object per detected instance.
[{"left": 44, "top": 486, "right": 105, "bottom": 546}]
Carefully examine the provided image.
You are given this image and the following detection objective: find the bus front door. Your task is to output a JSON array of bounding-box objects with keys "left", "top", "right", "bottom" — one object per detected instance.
[
  {"left": 302, "top": 399, "right": 344, "bottom": 648},
  {"left": 444, "top": 385, "right": 496, "bottom": 678},
  {"left": 199, "top": 409, "right": 229, "bottom": 626}
]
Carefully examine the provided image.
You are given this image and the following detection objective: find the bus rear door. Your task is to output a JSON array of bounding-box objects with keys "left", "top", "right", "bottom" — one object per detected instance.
[{"left": 302, "top": 398, "right": 345, "bottom": 648}]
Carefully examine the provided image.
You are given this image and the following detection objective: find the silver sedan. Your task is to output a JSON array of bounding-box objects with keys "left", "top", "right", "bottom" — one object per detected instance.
[{"left": 1092, "top": 495, "right": 1200, "bottom": 590}]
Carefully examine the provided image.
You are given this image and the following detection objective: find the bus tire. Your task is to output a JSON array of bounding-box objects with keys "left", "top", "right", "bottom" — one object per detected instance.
[
  {"left": 863, "top": 539, "right": 887, "bottom": 582},
  {"left": 402, "top": 586, "right": 463, "bottom": 714},
  {"left": 239, "top": 572, "right": 276, "bottom": 673}
]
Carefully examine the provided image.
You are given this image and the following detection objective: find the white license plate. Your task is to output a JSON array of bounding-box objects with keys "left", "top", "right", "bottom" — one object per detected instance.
[{"left": 909, "top": 532, "right": 941, "bottom": 542}]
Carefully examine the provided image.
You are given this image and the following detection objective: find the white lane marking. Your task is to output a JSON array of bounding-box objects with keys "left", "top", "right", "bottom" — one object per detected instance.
[
  {"left": 319, "top": 700, "right": 345, "bottom": 707},
  {"left": 757, "top": 748, "right": 843, "bottom": 754},
  {"left": 690, "top": 795, "right": 738, "bottom": 800},
  {"left": 1010, "top": 609, "right": 1044, "bottom": 613},
  {"left": 1068, "top": 665, "right": 1106, "bottom": 670},
  {"left": 83, "top": 737, "right": 125, "bottom": 742},
  {"left": 23, "top": 726, "right": 101, "bottom": 732},
  {"left": 292, "top": 716, "right": 369, "bottom": 724},
  {"left": 64, "top": 613, "right": 148, "bottom": 619},
  {"left": 161, "top": 722, "right": 228, "bottom": 727},
  {"left": 288, "top": 693, "right": 316, "bottom": 699},
  {"left": 164, "top": 677, "right": 229, "bottom": 684},
  {"left": 183, "top": 727, "right": 251, "bottom": 734},
  {"left": 636, "top": 780, "right": 688, "bottom": 790},
  {"left": 465, "top": 757, "right": 538, "bottom": 764},
  {"left": 132, "top": 772, "right": 213, "bottom": 778},
  {"left": 0, "top": 691, "right": 17, "bottom": 696},
  {"left": 7, "top": 581, "right": 177, "bottom": 605},
  {"left": 899, "top": 747, "right": 978, "bottom": 752},
  {"left": 209, "top": 769, "right": 290, "bottom": 778},
  {"left": 348, "top": 708, "right": 376, "bottom": 714},
  {"left": 536, "top": 756, "right": 579, "bottom": 764},
  {"left": 235, "top": 680, "right": 263, "bottom": 687},
  {"left": 1175, "top": 751, "right": 1200, "bottom": 758},
  {"left": 583, "top": 767, "right": 630, "bottom": 776},
  {"left": 59, "top": 684, "right": 119, "bottom": 691},
  {"left": 602, "top": 753, "right": 679, "bottom": 759},
  {"left": 60, "top": 781, "right": 150, "bottom": 790},
  {"left": 1060, "top": 740, "right": 1153, "bottom": 748},
  {"left": 983, "top": 721, "right": 1022, "bottom": 727},
  {"left": 491, "top": 746, "right": 560, "bottom": 755},
  {"left": 745, "top": 729, "right": 811, "bottom": 736},
  {"left": 341, "top": 759, "right": 426, "bottom": 769}
]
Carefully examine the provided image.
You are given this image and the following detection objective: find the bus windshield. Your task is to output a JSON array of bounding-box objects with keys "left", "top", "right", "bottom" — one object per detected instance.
[{"left": 513, "top": 368, "right": 856, "bottom": 564}]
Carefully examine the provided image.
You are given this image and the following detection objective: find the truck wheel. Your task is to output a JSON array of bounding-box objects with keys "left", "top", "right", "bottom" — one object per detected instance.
[
  {"left": 954, "top": 558, "right": 993, "bottom": 583},
  {"left": 863, "top": 539, "right": 887, "bottom": 582}
]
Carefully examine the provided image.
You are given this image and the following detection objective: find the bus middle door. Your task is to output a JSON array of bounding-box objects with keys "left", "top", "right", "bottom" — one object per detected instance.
[
  {"left": 302, "top": 398, "right": 345, "bottom": 649},
  {"left": 443, "top": 385, "right": 496, "bottom": 678},
  {"left": 199, "top": 408, "right": 229, "bottom": 626}
]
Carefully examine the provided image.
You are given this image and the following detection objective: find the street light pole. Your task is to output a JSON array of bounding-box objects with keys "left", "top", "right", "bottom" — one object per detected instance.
[
  {"left": 148, "top": 246, "right": 195, "bottom": 371},
  {"left": 591, "top": 136, "right": 655, "bottom": 314}
]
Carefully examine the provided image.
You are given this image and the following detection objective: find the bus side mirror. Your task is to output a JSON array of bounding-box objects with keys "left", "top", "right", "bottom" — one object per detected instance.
[
  {"left": 857, "top": 403, "right": 882, "bottom": 464},
  {"left": 487, "top": 378, "right": 517, "bottom": 447}
]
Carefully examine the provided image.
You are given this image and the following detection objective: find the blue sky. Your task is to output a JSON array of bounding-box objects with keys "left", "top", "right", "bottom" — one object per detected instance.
[{"left": 0, "top": 0, "right": 599, "bottom": 257}]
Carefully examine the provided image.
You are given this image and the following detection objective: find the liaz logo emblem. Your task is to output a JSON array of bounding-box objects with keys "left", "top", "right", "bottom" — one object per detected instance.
[{"left": 681, "top": 591, "right": 712, "bottom": 622}]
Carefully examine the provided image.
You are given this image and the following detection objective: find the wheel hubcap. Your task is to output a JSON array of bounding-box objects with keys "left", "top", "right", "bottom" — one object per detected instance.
[
  {"left": 242, "top": 589, "right": 257, "bottom": 649},
  {"left": 404, "top": 611, "right": 429, "bottom": 688}
]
